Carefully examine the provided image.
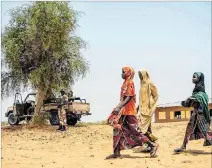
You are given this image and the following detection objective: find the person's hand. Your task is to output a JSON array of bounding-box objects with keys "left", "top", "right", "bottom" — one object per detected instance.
[
  {"left": 113, "top": 107, "right": 121, "bottom": 115},
  {"left": 181, "top": 101, "right": 186, "bottom": 107},
  {"left": 185, "top": 98, "right": 190, "bottom": 104},
  {"left": 136, "top": 106, "right": 139, "bottom": 112},
  {"left": 183, "top": 98, "right": 191, "bottom": 107}
]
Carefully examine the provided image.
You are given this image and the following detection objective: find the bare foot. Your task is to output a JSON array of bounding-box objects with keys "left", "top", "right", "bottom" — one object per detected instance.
[
  {"left": 105, "top": 153, "right": 121, "bottom": 160},
  {"left": 150, "top": 143, "right": 159, "bottom": 158}
]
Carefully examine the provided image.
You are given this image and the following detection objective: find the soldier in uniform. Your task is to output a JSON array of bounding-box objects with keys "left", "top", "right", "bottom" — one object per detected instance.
[
  {"left": 57, "top": 89, "right": 68, "bottom": 131},
  {"left": 68, "top": 90, "right": 74, "bottom": 99}
]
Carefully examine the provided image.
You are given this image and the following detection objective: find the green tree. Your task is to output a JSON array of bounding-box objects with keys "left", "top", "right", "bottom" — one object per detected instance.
[{"left": 1, "top": 2, "right": 89, "bottom": 122}]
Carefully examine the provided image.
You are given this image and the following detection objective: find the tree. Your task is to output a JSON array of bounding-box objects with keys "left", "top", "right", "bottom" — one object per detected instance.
[{"left": 1, "top": 2, "right": 89, "bottom": 122}]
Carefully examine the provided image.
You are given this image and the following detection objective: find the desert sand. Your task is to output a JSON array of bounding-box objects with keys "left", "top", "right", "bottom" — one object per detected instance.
[{"left": 2, "top": 122, "right": 212, "bottom": 168}]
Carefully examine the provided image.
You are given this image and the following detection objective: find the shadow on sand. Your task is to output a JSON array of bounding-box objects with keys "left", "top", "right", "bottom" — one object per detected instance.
[
  {"left": 185, "top": 149, "right": 212, "bottom": 155},
  {"left": 120, "top": 154, "right": 150, "bottom": 159},
  {"left": 173, "top": 149, "right": 212, "bottom": 156}
]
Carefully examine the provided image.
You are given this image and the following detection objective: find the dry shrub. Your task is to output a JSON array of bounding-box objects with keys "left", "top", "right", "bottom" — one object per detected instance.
[
  {"left": 31, "top": 112, "right": 50, "bottom": 126},
  {"left": 75, "top": 122, "right": 89, "bottom": 127},
  {"left": 75, "top": 120, "right": 108, "bottom": 127}
]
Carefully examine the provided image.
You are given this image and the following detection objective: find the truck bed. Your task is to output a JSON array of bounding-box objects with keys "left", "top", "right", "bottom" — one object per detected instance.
[{"left": 42, "top": 102, "right": 90, "bottom": 115}]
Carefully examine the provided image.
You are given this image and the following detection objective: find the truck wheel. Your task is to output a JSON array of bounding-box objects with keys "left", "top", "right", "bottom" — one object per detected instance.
[
  {"left": 49, "top": 113, "right": 60, "bottom": 125},
  {"left": 67, "top": 119, "right": 78, "bottom": 126},
  {"left": 8, "top": 113, "right": 19, "bottom": 125}
]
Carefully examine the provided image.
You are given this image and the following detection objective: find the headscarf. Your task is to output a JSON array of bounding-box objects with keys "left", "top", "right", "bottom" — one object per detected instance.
[
  {"left": 139, "top": 69, "right": 151, "bottom": 85},
  {"left": 138, "top": 69, "right": 158, "bottom": 116},
  {"left": 193, "top": 72, "right": 205, "bottom": 93},
  {"left": 191, "top": 72, "right": 210, "bottom": 123},
  {"left": 122, "top": 66, "right": 135, "bottom": 81},
  {"left": 120, "top": 66, "right": 135, "bottom": 99}
]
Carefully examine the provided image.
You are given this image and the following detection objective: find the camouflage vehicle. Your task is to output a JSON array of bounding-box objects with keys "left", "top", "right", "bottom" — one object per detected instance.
[{"left": 5, "top": 92, "right": 91, "bottom": 126}]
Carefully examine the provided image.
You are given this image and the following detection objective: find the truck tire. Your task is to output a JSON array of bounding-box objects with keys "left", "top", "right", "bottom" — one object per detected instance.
[
  {"left": 49, "top": 112, "right": 60, "bottom": 125},
  {"left": 25, "top": 107, "right": 34, "bottom": 123},
  {"left": 8, "top": 113, "right": 19, "bottom": 125},
  {"left": 67, "top": 119, "right": 78, "bottom": 126}
]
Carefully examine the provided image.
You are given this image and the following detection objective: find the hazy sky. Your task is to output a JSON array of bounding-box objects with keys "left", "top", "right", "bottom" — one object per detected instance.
[{"left": 1, "top": 1, "right": 211, "bottom": 122}]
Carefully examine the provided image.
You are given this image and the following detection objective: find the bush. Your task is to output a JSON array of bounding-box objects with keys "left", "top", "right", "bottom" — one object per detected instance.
[{"left": 31, "top": 112, "right": 50, "bottom": 126}]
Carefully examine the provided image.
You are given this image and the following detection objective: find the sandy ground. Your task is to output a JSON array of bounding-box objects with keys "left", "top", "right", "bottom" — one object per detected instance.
[{"left": 1, "top": 122, "right": 212, "bottom": 168}]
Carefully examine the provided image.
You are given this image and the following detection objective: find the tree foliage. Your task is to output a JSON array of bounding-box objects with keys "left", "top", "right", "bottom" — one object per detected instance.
[{"left": 1, "top": 1, "right": 89, "bottom": 99}]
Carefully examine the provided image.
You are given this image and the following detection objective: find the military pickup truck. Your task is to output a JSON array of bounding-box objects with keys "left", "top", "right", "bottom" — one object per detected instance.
[{"left": 5, "top": 92, "right": 91, "bottom": 126}]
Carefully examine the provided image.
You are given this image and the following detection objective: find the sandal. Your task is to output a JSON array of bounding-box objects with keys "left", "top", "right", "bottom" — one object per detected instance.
[
  {"left": 150, "top": 143, "right": 159, "bottom": 158},
  {"left": 140, "top": 146, "right": 151, "bottom": 153},
  {"left": 174, "top": 147, "right": 186, "bottom": 153}
]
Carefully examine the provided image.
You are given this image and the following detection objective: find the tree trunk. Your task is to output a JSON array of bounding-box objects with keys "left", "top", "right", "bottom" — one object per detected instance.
[{"left": 33, "top": 88, "right": 47, "bottom": 122}]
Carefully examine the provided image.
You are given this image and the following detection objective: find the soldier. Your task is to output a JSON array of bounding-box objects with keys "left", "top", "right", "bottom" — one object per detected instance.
[
  {"left": 57, "top": 89, "right": 68, "bottom": 131},
  {"left": 68, "top": 90, "right": 73, "bottom": 99}
]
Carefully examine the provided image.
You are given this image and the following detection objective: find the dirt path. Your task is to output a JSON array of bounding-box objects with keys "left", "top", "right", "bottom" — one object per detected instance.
[{"left": 2, "top": 122, "right": 212, "bottom": 168}]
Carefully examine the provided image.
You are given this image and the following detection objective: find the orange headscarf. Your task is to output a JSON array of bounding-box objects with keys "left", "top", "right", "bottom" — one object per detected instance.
[
  {"left": 120, "top": 66, "right": 135, "bottom": 100},
  {"left": 122, "top": 66, "right": 135, "bottom": 80}
]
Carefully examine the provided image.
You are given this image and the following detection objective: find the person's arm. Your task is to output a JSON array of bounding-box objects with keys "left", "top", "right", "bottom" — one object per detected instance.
[
  {"left": 113, "top": 96, "right": 132, "bottom": 114},
  {"left": 119, "top": 96, "right": 132, "bottom": 108},
  {"left": 181, "top": 98, "right": 191, "bottom": 107},
  {"left": 150, "top": 83, "right": 159, "bottom": 113},
  {"left": 181, "top": 97, "right": 199, "bottom": 107},
  {"left": 189, "top": 97, "right": 200, "bottom": 109},
  {"left": 114, "top": 82, "right": 135, "bottom": 114}
]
